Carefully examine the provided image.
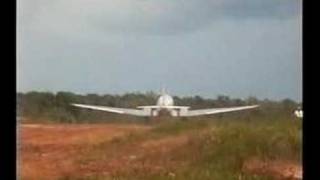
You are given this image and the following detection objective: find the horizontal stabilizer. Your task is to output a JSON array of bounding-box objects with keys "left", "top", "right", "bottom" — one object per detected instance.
[{"left": 137, "top": 105, "right": 190, "bottom": 109}]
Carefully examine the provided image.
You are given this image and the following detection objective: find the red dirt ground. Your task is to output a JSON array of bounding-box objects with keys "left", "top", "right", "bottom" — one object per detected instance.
[
  {"left": 18, "top": 123, "right": 188, "bottom": 180},
  {"left": 19, "top": 124, "right": 152, "bottom": 179}
]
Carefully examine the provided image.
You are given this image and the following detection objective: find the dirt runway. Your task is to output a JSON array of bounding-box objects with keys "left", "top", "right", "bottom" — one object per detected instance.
[{"left": 18, "top": 124, "right": 155, "bottom": 179}]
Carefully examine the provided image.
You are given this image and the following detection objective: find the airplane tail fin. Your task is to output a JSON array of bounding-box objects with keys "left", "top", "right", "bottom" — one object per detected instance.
[
  {"left": 160, "top": 85, "right": 168, "bottom": 95},
  {"left": 161, "top": 86, "right": 166, "bottom": 95}
]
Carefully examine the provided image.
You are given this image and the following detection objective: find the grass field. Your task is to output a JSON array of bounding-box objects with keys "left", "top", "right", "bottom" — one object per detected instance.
[{"left": 18, "top": 116, "right": 302, "bottom": 180}]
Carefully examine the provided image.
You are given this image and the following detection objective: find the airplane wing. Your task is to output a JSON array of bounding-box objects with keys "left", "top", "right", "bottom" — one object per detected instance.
[
  {"left": 180, "top": 105, "right": 259, "bottom": 117},
  {"left": 71, "top": 103, "right": 150, "bottom": 117}
]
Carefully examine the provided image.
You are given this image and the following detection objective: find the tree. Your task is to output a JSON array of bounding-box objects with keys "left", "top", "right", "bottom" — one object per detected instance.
[
  {"left": 281, "top": 98, "right": 297, "bottom": 112},
  {"left": 216, "top": 95, "right": 230, "bottom": 106},
  {"left": 246, "top": 96, "right": 258, "bottom": 105}
]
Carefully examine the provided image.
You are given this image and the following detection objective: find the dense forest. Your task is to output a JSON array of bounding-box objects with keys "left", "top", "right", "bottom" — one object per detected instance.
[{"left": 16, "top": 91, "right": 301, "bottom": 123}]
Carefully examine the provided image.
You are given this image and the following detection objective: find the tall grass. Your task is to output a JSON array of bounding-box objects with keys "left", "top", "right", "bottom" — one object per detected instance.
[{"left": 110, "top": 116, "right": 302, "bottom": 180}]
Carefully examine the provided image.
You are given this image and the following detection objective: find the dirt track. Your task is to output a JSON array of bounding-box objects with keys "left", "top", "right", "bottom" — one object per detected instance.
[
  {"left": 19, "top": 124, "right": 148, "bottom": 179},
  {"left": 18, "top": 123, "right": 188, "bottom": 180}
]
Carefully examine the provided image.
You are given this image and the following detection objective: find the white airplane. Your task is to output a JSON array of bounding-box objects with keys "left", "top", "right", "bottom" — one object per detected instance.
[{"left": 71, "top": 89, "right": 259, "bottom": 117}]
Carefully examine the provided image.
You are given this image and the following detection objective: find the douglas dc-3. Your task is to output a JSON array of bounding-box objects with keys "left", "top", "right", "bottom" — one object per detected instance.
[{"left": 71, "top": 89, "right": 259, "bottom": 117}]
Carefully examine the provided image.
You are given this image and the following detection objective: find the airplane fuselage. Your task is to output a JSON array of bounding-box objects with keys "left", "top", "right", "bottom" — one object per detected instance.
[{"left": 136, "top": 93, "right": 190, "bottom": 116}]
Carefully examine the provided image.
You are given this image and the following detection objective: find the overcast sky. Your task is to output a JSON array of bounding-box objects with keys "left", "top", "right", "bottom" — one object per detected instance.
[{"left": 17, "top": 0, "right": 302, "bottom": 101}]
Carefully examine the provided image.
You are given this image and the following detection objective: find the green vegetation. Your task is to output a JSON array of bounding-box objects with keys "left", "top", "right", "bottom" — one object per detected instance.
[
  {"left": 55, "top": 117, "right": 301, "bottom": 180},
  {"left": 120, "top": 119, "right": 301, "bottom": 180},
  {"left": 17, "top": 91, "right": 301, "bottom": 123}
]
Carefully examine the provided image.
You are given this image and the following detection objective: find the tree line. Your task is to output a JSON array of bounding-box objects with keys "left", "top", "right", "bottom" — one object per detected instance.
[{"left": 16, "top": 91, "right": 301, "bottom": 123}]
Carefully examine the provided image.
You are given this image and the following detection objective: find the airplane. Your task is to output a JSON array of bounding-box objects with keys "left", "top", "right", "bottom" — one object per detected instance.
[{"left": 71, "top": 89, "right": 259, "bottom": 117}]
